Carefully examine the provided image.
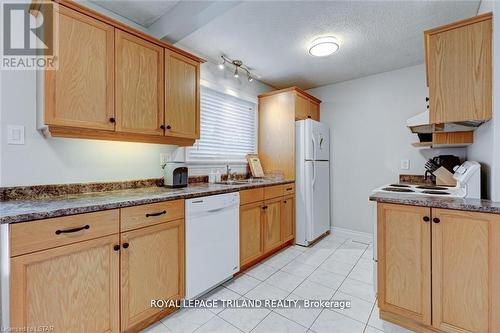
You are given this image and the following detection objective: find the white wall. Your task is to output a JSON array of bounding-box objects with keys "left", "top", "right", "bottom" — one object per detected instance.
[
  {"left": 467, "top": 0, "right": 499, "bottom": 200},
  {"left": 0, "top": 3, "right": 272, "bottom": 187},
  {"left": 308, "top": 64, "right": 467, "bottom": 234}
]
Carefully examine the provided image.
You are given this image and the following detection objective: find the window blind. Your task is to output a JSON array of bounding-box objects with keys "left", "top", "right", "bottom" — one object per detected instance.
[{"left": 187, "top": 87, "right": 257, "bottom": 161}]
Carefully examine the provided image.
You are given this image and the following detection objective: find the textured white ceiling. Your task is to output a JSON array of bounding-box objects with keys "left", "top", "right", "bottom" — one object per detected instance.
[
  {"left": 175, "top": 0, "right": 480, "bottom": 89},
  {"left": 91, "top": 0, "right": 180, "bottom": 27}
]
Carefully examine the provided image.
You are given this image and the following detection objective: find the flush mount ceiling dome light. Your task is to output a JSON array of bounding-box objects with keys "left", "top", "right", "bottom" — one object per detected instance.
[{"left": 309, "top": 36, "right": 340, "bottom": 57}]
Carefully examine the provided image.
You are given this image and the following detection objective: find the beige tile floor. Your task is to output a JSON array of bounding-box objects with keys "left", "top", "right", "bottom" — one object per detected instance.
[{"left": 142, "top": 232, "right": 412, "bottom": 333}]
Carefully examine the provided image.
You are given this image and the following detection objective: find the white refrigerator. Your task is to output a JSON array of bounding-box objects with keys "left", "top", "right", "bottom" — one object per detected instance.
[{"left": 295, "top": 119, "right": 330, "bottom": 246}]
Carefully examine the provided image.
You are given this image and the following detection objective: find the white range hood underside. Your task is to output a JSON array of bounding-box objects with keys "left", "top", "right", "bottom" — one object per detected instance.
[{"left": 406, "top": 111, "right": 484, "bottom": 134}]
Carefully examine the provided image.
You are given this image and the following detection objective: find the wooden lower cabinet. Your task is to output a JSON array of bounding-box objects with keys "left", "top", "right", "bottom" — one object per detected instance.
[
  {"left": 239, "top": 186, "right": 295, "bottom": 269},
  {"left": 240, "top": 202, "right": 264, "bottom": 266},
  {"left": 10, "top": 206, "right": 185, "bottom": 333},
  {"left": 282, "top": 195, "right": 295, "bottom": 243},
  {"left": 431, "top": 209, "right": 497, "bottom": 333},
  {"left": 263, "top": 198, "right": 282, "bottom": 252},
  {"left": 120, "top": 220, "right": 184, "bottom": 332},
  {"left": 377, "top": 203, "right": 500, "bottom": 333},
  {"left": 10, "top": 235, "right": 120, "bottom": 333},
  {"left": 377, "top": 203, "right": 431, "bottom": 325}
]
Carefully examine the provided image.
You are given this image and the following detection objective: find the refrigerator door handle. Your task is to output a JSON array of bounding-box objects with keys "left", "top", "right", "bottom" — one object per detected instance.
[
  {"left": 311, "top": 160, "right": 316, "bottom": 187},
  {"left": 312, "top": 135, "right": 317, "bottom": 161}
]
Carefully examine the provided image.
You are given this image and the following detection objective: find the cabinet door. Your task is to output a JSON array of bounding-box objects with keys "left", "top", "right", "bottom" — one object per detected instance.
[
  {"left": 263, "top": 198, "right": 282, "bottom": 252},
  {"left": 240, "top": 202, "right": 264, "bottom": 266},
  {"left": 431, "top": 209, "right": 497, "bottom": 333},
  {"left": 282, "top": 195, "right": 295, "bottom": 242},
  {"left": 45, "top": 6, "right": 115, "bottom": 130},
  {"left": 427, "top": 18, "right": 492, "bottom": 123},
  {"left": 309, "top": 100, "right": 320, "bottom": 121},
  {"left": 120, "top": 220, "right": 184, "bottom": 331},
  {"left": 295, "top": 93, "right": 310, "bottom": 120},
  {"left": 115, "top": 30, "right": 164, "bottom": 135},
  {"left": 10, "top": 235, "right": 120, "bottom": 333},
  {"left": 165, "top": 50, "right": 200, "bottom": 139},
  {"left": 377, "top": 203, "right": 431, "bottom": 325}
]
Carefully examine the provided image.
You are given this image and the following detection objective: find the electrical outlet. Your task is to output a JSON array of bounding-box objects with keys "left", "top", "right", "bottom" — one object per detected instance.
[
  {"left": 400, "top": 159, "right": 410, "bottom": 170},
  {"left": 7, "top": 125, "right": 25, "bottom": 145}
]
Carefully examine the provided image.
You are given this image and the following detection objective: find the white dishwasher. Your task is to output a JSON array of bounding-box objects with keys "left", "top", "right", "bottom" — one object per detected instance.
[{"left": 185, "top": 192, "right": 240, "bottom": 299}]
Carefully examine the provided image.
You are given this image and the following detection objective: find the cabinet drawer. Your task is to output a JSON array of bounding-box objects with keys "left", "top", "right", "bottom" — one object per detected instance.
[
  {"left": 121, "top": 200, "right": 184, "bottom": 231},
  {"left": 264, "top": 185, "right": 283, "bottom": 200},
  {"left": 10, "top": 210, "right": 119, "bottom": 257},
  {"left": 282, "top": 183, "right": 295, "bottom": 195},
  {"left": 240, "top": 188, "right": 264, "bottom": 205}
]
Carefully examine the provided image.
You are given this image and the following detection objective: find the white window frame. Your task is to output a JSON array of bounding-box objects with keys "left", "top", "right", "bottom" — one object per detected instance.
[{"left": 185, "top": 81, "right": 259, "bottom": 165}]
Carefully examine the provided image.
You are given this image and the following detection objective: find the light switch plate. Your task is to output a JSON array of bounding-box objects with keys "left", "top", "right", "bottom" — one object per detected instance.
[
  {"left": 7, "top": 125, "right": 25, "bottom": 145},
  {"left": 400, "top": 159, "right": 410, "bottom": 170}
]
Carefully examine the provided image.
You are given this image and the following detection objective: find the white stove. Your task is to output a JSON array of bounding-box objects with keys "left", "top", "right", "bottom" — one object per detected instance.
[
  {"left": 374, "top": 183, "right": 466, "bottom": 198},
  {"left": 373, "top": 161, "right": 481, "bottom": 199}
]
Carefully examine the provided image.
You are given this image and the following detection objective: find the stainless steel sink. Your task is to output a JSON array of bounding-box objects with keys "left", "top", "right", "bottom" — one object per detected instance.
[{"left": 215, "top": 179, "right": 267, "bottom": 185}]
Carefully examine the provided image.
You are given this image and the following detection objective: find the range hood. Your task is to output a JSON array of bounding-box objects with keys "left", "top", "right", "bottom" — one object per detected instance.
[{"left": 406, "top": 111, "right": 484, "bottom": 134}]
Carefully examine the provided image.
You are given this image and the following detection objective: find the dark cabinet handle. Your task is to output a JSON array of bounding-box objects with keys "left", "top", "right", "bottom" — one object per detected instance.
[
  {"left": 262, "top": 205, "right": 268, "bottom": 210},
  {"left": 113, "top": 245, "right": 120, "bottom": 251},
  {"left": 166, "top": 125, "right": 172, "bottom": 130},
  {"left": 283, "top": 200, "right": 287, "bottom": 204},
  {"left": 433, "top": 217, "right": 440, "bottom": 223},
  {"left": 423, "top": 216, "right": 430, "bottom": 222},
  {"left": 160, "top": 125, "right": 166, "bottom": 130},
  {"left": 286, "top": 187, "right": 292, "bottom": 191},
  {"left": 307, "top": 115, "right": 312, "bottom": 119},
  {"left": 146, "top": 210, "right": 167, "bottom": 217},
  {"left": 123, "top": 243, "right": 129, "bottom": 249},
  {"left": 55, "top": 224, "right": 90, "bottom": 235},
  {"left": 109, "top": 117, "right": 116, "bottom": 123}
]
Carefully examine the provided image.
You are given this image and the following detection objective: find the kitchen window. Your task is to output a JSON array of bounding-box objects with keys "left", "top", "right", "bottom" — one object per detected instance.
[{"left": 187, "top": 86, "right": 257, "bottom": 162}]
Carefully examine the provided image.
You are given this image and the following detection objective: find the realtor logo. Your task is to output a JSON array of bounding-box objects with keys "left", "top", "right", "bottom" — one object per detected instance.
[{"left": 2, "top": 1, "right": 58, "bottom": 69}]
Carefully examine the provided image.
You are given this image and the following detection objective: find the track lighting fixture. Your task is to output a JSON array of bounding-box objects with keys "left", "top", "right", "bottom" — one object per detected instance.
[{"left": 218, "top": 55, "right": 255, "bottom": 82}]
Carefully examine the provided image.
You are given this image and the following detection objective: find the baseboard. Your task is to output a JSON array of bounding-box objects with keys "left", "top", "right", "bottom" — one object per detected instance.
[{"left": 331, "top": 226, "right": 373, "bottom": 243}]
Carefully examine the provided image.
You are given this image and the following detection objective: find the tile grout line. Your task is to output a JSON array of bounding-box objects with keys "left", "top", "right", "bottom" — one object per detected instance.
[
  {"left": 306, "top": 241, "right": 374, "bottom": 331},
  {"left": 161, "top": 235, "right": 370, "bottom": 333}
]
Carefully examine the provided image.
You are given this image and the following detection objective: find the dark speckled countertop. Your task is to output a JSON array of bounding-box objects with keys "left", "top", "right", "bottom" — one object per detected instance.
[
  {"left": 0, "top": 180, "right": 294, "bottom": 224},
  {"left": 370, "top": 192, "right": 500, "bottom": 214}
]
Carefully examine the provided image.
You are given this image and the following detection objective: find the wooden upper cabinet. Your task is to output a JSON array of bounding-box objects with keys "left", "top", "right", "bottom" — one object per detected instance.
[
  {"left": 431, "top": 209, "right": 499, "bottom": 333},
  {"left": 240, "top": 202, "right": 264, "bottom": 266},
  {"left": 45, "top": 6, "right": 115, "bottom": 130},
  {"left": 120, "top": 220, "right": 184, "bottom": 331},
  {"left": 295, "top": 93, "right": 310, "bottom": 120},
  {"left": 263, "top": 198, "right": 282, "bottom": 252},
  {"left": 258, "top": 91, "right": 296, "bottom": 180},
  {"left": 10, "top": 235, "right": 120, "bottom": 333},
  {"left": 377, "top": 203, "right": 431, "bottom": 326},
  {"left": 426, "top": 13, "right": 492, "bottom": 124},
  {"left": 115, "top": 30, "right": 164, "bottom": 135},
  {"left": 309, "top": 100, "right": 320, "bottom": 121},
  {"left": 295, "top": 92, "right": 320, "bottom": 121},
  {"left": 165, "top": 50, "right": 200, "bottom": 139}
]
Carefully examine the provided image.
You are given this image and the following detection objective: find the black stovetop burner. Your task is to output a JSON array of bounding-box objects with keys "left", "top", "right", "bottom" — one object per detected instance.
[
  {"left": 416, "top": 185, "right": 449, "bottom": 190},
  {"left": 382, "top": 187, "right": 415, "bottom": 193},
  {"left": 389, "top": 184, "right": 411, "bottom": 188},
  {"left": 421, "top": 190, "right": 451, "bottom": 195}
]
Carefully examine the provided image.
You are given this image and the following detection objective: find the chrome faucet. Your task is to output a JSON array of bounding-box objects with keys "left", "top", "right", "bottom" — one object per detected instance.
[{"left": 226, "top": 165, "right": 232, "bottom": 180}]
